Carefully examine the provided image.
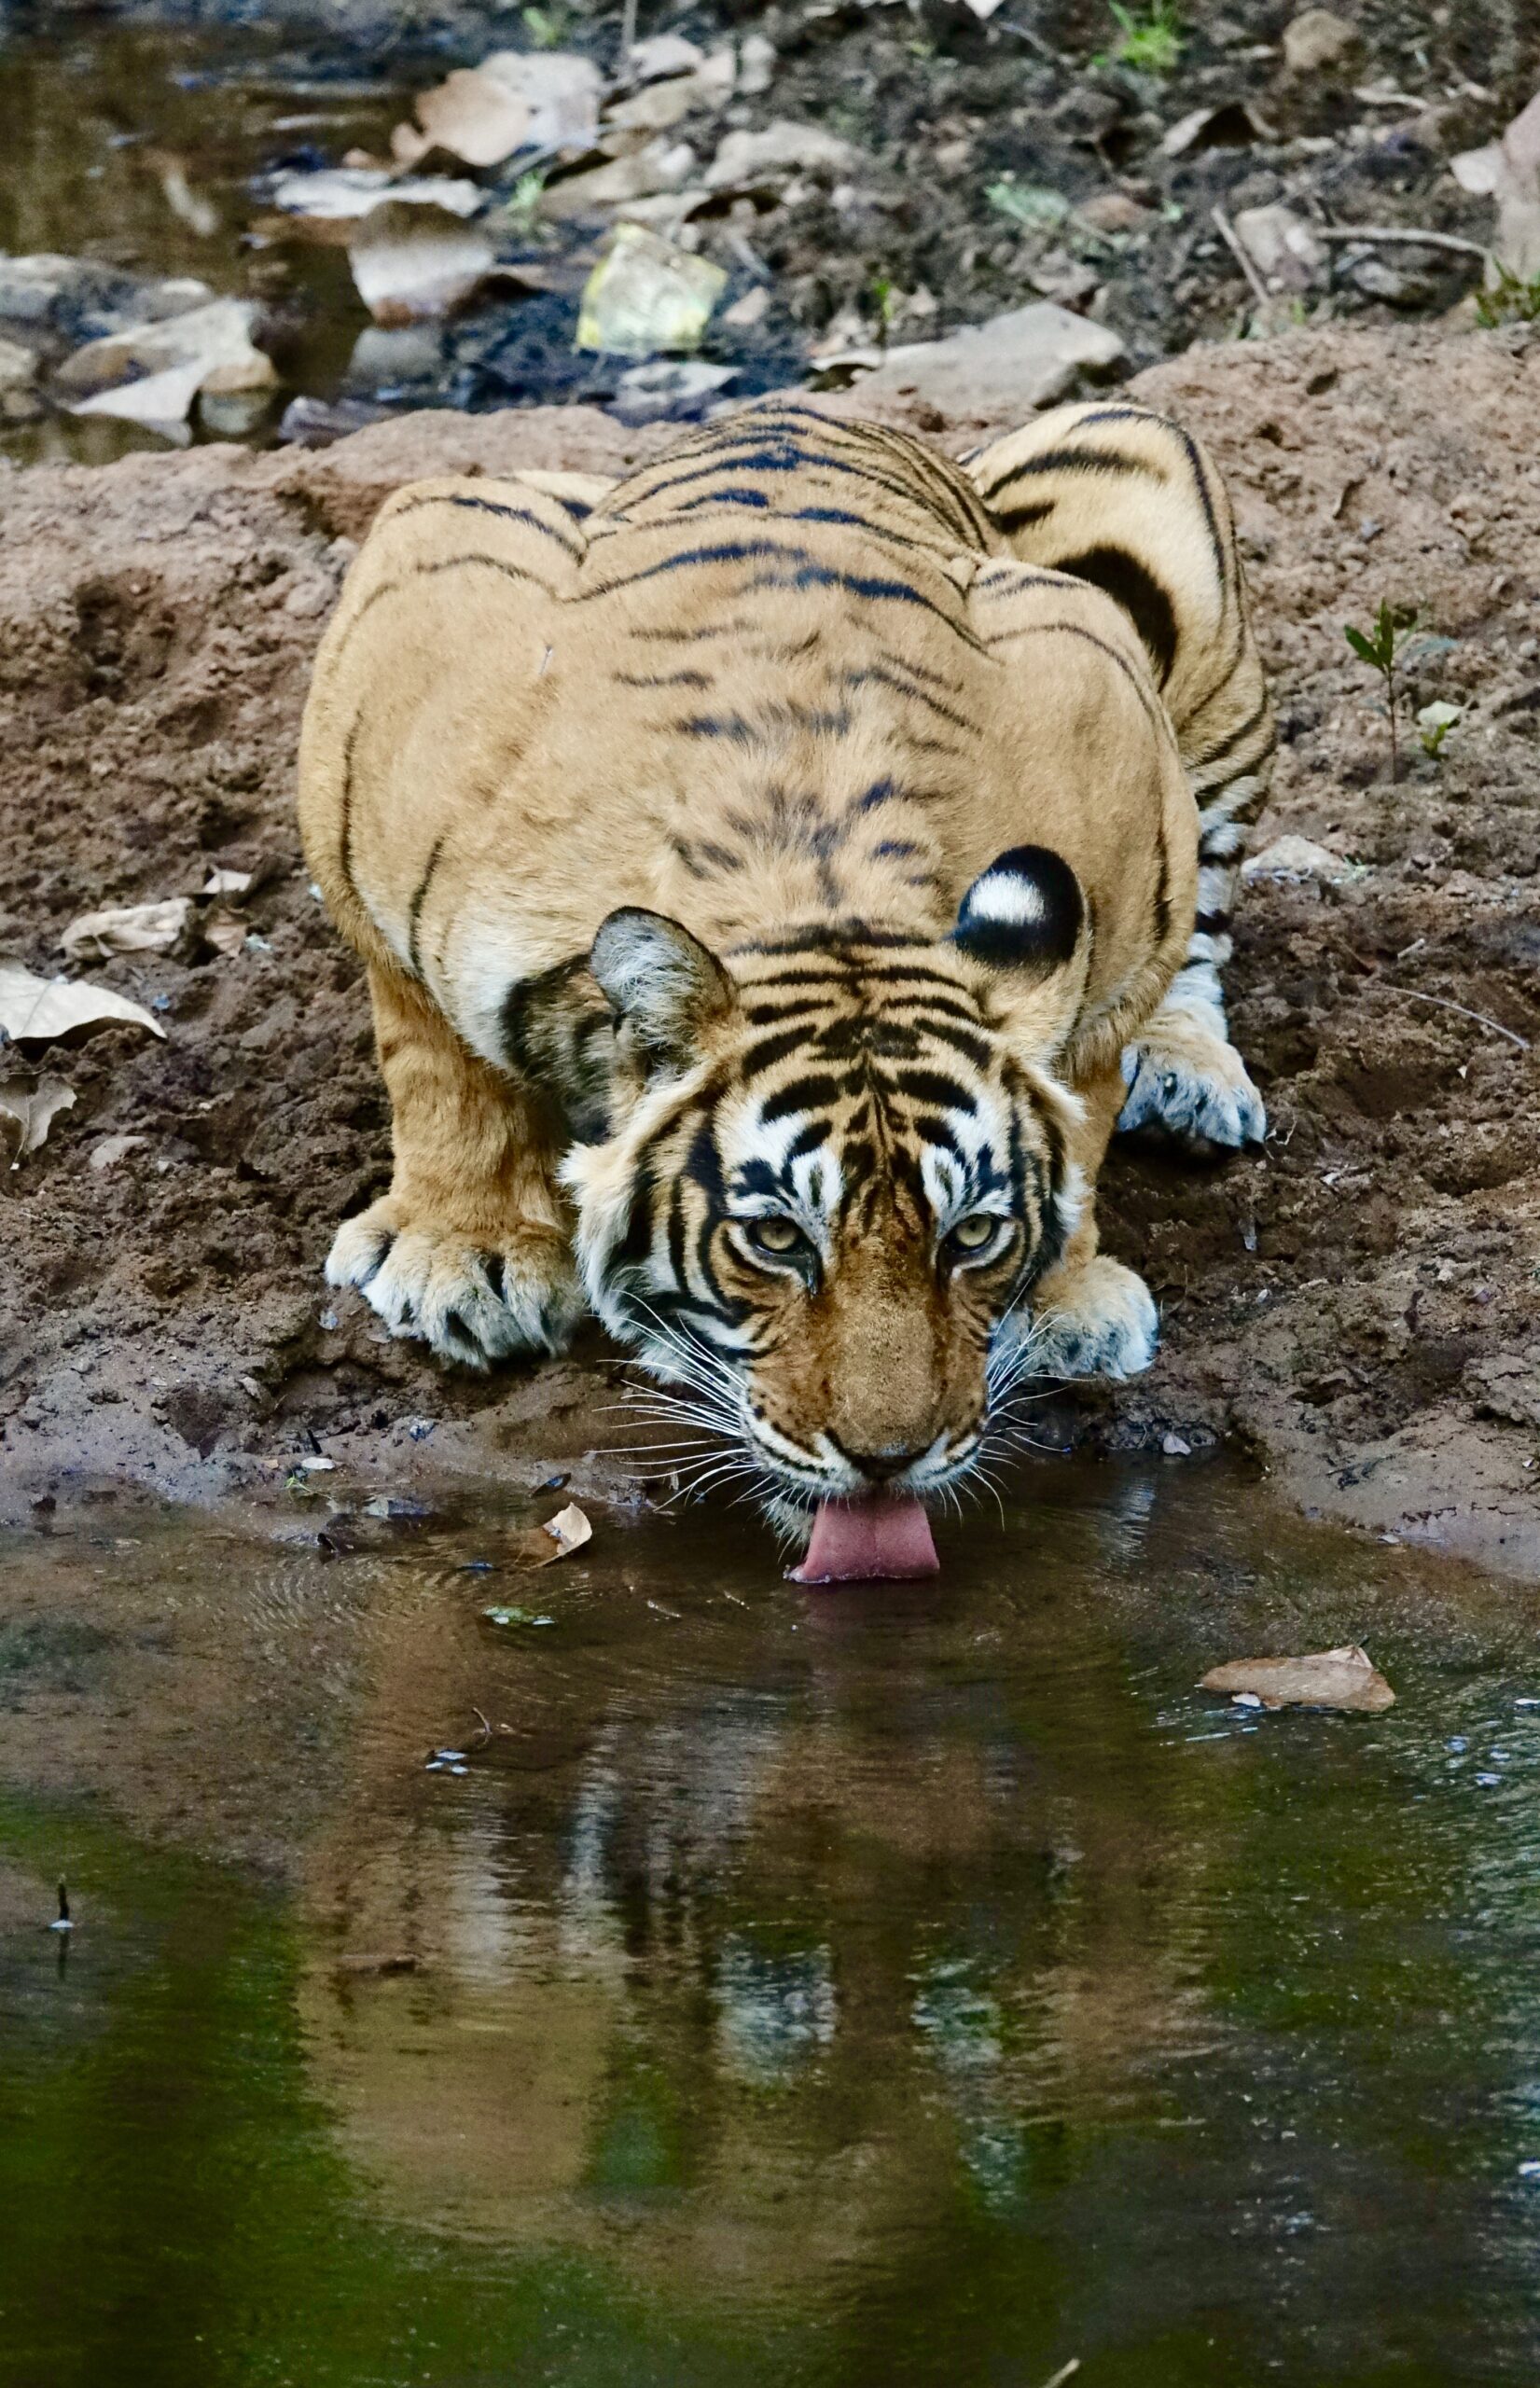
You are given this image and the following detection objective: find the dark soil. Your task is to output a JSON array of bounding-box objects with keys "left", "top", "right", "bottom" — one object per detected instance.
[{"left": 3, "top": 319, "right": 1538, "bottom": 1576}]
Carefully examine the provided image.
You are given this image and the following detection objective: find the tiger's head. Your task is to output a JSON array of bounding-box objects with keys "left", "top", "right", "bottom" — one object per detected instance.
[{"left": 553, "top": 848, "right": 1092, "bottom": 1538}]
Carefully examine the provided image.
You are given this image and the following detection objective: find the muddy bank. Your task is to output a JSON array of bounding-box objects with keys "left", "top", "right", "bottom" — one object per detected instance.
[{"left": 2, "top": 318, "right": 1539, "bottom": 1576}]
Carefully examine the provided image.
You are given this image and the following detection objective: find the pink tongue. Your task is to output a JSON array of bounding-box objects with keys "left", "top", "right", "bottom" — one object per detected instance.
[{"left": 789, "top": 1495, "right": 939, "bottom": 1585}]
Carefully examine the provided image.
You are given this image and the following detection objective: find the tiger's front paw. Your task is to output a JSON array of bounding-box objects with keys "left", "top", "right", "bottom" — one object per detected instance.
[
  {"left": 1118, "top": 1027, "right": 1266, "bottom": 1150},
  {"left": 1028, "top": 1257, "right": 1158, "bottom": 1382},
  {"left": 326, "top": 1196, "right": 584, "bottom": 1368}
]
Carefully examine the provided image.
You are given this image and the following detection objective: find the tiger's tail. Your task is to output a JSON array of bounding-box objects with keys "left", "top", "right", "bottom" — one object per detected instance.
[{"left": 965, "top": 401, "right": 1273, "bottom": 1141}]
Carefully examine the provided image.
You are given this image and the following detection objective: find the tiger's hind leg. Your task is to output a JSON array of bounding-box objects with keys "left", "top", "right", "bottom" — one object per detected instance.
[
  {"left": 965, "top": 400, "right": 1274, "bottom": 1150},
  {"left": 326, "top": 964, "right": 584, "bottom": 1368}
]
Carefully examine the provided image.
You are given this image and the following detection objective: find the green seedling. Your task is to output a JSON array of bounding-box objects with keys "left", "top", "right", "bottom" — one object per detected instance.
[
  {"left": 868, "top": 269, "right": 900, "bottom": 346},
  {"left": 1475, "top": 263, "right": 1540, "bottom": 326},
  {"left": 521, "top": 5, "right": 564, "bottom": 47},
  {"left": 503, "top": 167, "right": 547, "bottom": 237},
  {"left": 1417, "top": 699, "right": 1461, "bottom": 759},
  {"left": 1344, "top": 600, "right": 1422, "bottom": 782},
  {"left": 1102, "top": 0, "right": 1183, "bottom": 76}
]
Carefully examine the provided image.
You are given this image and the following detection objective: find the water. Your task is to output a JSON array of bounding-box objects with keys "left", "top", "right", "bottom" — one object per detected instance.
[
  {"left": 0, "top": 20, "right": 423, "bottom": 468},
  {"left": 4, "top": 1465, "right": 1540, "bottom": 2384}
]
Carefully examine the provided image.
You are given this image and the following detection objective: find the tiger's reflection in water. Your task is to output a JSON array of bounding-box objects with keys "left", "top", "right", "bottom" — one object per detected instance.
[{"left": 295, "top": 1483, "right": 1224, "bottom": 2294}]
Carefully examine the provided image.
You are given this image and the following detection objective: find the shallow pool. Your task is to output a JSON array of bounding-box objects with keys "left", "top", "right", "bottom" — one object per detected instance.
[{"left": 3, "top": 1464, "right": 1539, "bottom": 2385}]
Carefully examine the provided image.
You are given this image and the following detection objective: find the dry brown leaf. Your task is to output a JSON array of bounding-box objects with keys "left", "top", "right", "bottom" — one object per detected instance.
[
  {"left": 412, "top": 64, "right": 533, "bottom": 167},
  {"left": 200, "top": 868, "right": 254, "bottom": 898},
  {"left": 61, "top": 897, "right": 190, "bottom": 959},
  {"left": 0, "top": 962, "right": 164, "bottom": 1046},
  {"left": 0, "top": 1074, "right": 76, "bottom": 1164},
  {"left": 201, "top": 910, "right": 248, "bottom": 959},
  {"left": 509, "top": 1501, "right": 592, "bottom": 1570},
  {"left": 1200, "top": 1643, "right": 1395, "bottom": 1714}
]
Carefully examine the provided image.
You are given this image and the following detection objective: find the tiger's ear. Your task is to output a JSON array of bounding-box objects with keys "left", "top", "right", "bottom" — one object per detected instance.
[
  {"left": 950, "top": 845, "right": 1089, "bottom": 1058},
  {"left": 950, "top": 845, "right": 1084, "bottom": 971},
  {"left": 590, "top": 907, "right": 735, "bottom": 1065}
]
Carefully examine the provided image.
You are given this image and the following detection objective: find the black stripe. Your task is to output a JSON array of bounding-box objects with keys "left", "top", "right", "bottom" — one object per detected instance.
[
  {"left": 578, "top": 538, "right": 987, "bottom": 652},
  {"left": 894, "top": 1067, "right": 977, "bottom": 1113},
  {"left": 390, "top": 491, "right": 583, "bottom": 558},
  {"left": 842, "top": 663, "right": 981, "bottom": 736},
  {"left": 615, "top": 668, "right": 712, "bottom": 689},
  {"left": 338, "top": 711, "right": 364, "bottom": 905},
  {"left": 742, "top": 1025, "right": 815, "bottom": 1078},
  {"left": 759, "top": 1074, "right": 843, "bottom": 1123},
  {"left": 979, "top": 446, "right": 1149, "bottom": 505},
  {"left": 1050, "top": 545, "right": 1178, "bottom": 687},
  {"left": 1191, "top": 691, "right": 1271, "bottom": 774},
  {"left": 406, "top": 832, "right": 445, "bottom": 979}
]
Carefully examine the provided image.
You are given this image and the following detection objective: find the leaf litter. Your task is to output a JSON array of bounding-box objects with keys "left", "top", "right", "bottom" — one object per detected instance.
[
  {"left": 0, "top": 961, "right": 164, "bottom": 1044},
  {"left": 0, "top": 1075, "right": 76, "bottom": 1165},
  {"left": 482, "top": 1502, "right": 593, "bottom": 1622},
  {"left": 1200, "top": 1644, "right": 1396, "bottom": 1714}
]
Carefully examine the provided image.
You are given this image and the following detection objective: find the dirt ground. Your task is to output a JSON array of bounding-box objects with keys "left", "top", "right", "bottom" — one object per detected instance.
[{"left": 2, "top": 317, "right": 1538, "bottom": 1576}]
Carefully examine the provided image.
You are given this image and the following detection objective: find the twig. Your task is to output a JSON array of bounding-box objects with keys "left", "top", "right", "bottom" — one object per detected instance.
[
  {"left": 1039, "top": 2365, "right": 1082, "bottom": 2388},
  {"left": 619, "top": 0, "right": 638, "bottom": 65},
  {"left": 1369, "top": 983, "right": 1531, "bottom": 1050},
  {"left": 1212, "top": 205, "right": 1269, "bottom": 310},
  {"left": 1315, "top": 225, "right": 1491, "bottom": 263},
  {"left": 1000, "top": 19, "right": 1066, "bottom": 65}
]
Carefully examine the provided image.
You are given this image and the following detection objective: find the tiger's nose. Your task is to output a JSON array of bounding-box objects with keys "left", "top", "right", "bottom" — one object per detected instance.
[{"left": 831, "top": 1437, "right": 926, "bottom": 1483}]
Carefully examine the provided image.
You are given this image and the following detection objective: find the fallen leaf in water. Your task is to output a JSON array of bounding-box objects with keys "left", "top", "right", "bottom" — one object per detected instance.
[
  {"left": 0, "top": 1074, "right": 75, "bottom": 1164},
  {"left": 507, "top": 1500, "right": 592, "bottom": 1570},
  {"left": 484, "top": 1604, "right": 558, "bottom": 1627},
  {"left": 0, "top": 962, "right": 164, "bottom": 1045},
  {"left": 89, "top": 1132, "right": 148, "bottom": 1170},
  {"left": 348, "top": 202, "right": 498, "bottom": 324},
  {"left": 1200, "top": 1644, "right": 1395, "bottom": 1714},
  {"left": 61, "top": 897, "right": 190, "bottom": 959},
  {"left": 269, "top": 166, "right": 486, "bottom": 222},
  {"left": 576, "top": 222, "right": 726, "bottom": 356}
]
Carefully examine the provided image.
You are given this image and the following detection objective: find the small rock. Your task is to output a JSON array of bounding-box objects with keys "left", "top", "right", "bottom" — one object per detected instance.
[
  {"left": 543, "top": 138, "right": 698, "bottom": 219},
  {"left": 1077, "top": 189, "right": 1154, "bottom": 235},
  {"left": 277, "top": 395, "right": 393, "bottom": 447},
  {"left": 1161, "top": 1431, "right": 1193, "bottom": 1456},
  {"left": 722, "top": 283, "right": 770, "bottom": 328},
  {"left": 0, "top": 334, "right": 37, "bottom": 390},
  {"left": 88, "top": 1132, "right": 148, "bottom": 1172},
  {"left": 1233, "top": 202, "right": 1327, "bottom": 292},
  {"left": 739, "top": 34, "right": 776, "bottom": 96},
  {"left": 1281, "top": 8, "right": 1366, "bottom": 78},
  {"left": 826, "top": 301, "right": 1123, "bottom": 420},
  {"left": 703, "top": 119, "right": 856, "bottom": 191},
  {"left": 627, "top": 33, "right": 705, "bottom": 85},
  {"left": 1242, "top": 835, "right": 1363, "bottom": 886},
  {"left": 610, "top": 357, "right": 737, "bottom": 424}
]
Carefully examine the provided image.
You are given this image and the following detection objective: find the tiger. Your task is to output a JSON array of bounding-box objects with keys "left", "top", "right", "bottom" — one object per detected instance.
[{"left": 297, "top": 395, "right": 1272, "bottom": 1553}]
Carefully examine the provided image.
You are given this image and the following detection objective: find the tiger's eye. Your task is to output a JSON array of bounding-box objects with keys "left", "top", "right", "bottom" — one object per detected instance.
[
  {"left": 950, "top": 1214, "right": 998, "bottom": 1252},
  {"left": 749, "top": 1215, "right": 803, "bottom": 1255}
]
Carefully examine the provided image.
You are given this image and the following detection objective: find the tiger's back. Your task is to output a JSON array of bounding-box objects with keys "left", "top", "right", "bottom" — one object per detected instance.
[{"left": 297, "top": 396, "right": 1271, "bottom": 1532}]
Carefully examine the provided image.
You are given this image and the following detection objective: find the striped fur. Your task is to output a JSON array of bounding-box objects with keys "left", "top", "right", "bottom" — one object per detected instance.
[{"left": 298, "top": 397, "right": 1268, "bottom": 1531}]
